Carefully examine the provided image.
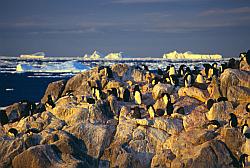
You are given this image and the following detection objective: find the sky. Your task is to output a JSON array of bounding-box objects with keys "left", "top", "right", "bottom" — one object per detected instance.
[{"left": 0, "top": 0, "right": 250, "bottom": 58}]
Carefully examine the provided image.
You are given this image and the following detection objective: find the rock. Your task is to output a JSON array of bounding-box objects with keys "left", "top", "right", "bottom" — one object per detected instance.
[
  {"left": 206, "top": 101, "right": 233, "bottom": 122},
  {"left": 41, "top": 80, "right": 66, "bottom": 104},
  {"left": 105, "top": 80, "right": 123, "bottom": 90},
  {"left": 207, "top": 76, "right": 221, "bottom": 99},
  {"left": 240, "top": 59, "right": 250, "bottom": 71},
  {"left": 178, "top": 86, "right": 209, "bottom": 103},
  {"left": 151, "top": 149, "right": 176, "bottom": 168},
  {"left": 227, "top": 86, "right": 250, "bottom": 103},
  {"left": 220, "top": 68, "right": 250, "bottom": 97},
  {"left": 183, "top": 105, "right": 208, "bottom": 130},
  {"left": 66, "top": 122, "right": 116, "bottom": 159},
  {"left": 174, "top": 96, "right": 204, "bottom": 115},
  {"left": 111, "top": 64, "right": 129, "bottom": 77},
  {"left": 152, "top": 83, "right": 174, "bottom": 100},
  {"left": 5, "top": 102, "right": 30, "bottom": 122}
]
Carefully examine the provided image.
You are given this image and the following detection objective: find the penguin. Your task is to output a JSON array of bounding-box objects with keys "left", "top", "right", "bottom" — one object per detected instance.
[
  {"left": 93, "top": 87, "right": 102, "bottom": 100},
  {"left": 169, "top": 65, "right": 176, "bottom": 76},
  {"left": 239, "top": 154, "right": 248, "bottom": 168},
  {"left": 217, "top": 97, "right": 228, "bottom": 102},
  {"left": 212, "top": 62, "right": 218, "bottom": 69},
  {"left": 85, "top": 97, "right": 95, "bottom": 104},
  {"left": 147, "top": 104, "right": 155, "bottom": 119},
  {"left": 241, "top": 121, "right": 249, "bottom": 135},
  {"left": 206, "top": 120, "right": 221, "bottom": 130},
  {"left": 206, "top": 99, "right": 215, "bottom": 110},
  {"left": 178, "top": 65, "right": 186, "bottom": 77},
  {"left": 203, "top": 64, "right": 211, "bottom": 77},
  {"left": 131, "top": 106, "right": 141, "bottom": 119},
  {"left": 105, "top": 66, "right": 113, "bottom": 78},
  {"left": 176, "top": 107, "right": 185, "bottom": 115},
  {"left": 142, "top": 64, "right": 149, "bottom": 72},
  {"left": 195, "top": 73, "right": 205, "bottom": 84},
  {"left": 134, "top": 85, "right": 142, "bottom": 105},
  {"left": 246, "top": 103, "right": 250, "bottom": 113},
  {"left": 65, "top": 90, "right": 74, "bottom": 97},
  {"left": 229, "top": 113, "right": 238, "bottom": 128},
  {"left": 162, "top": 93, "right": 174, "bottom": 116},
  {"left": 228, "top": 58, "right": 236, "bottom": 69},
  {"left": 25, "top": 128, "right": 40, "bottom": 134},
  {"left": 184, "top": 73, "right": 193, "bottom": 87},
  {"left": 45, "top": 95, "right": 55, "bottom": 108},
  {"left": 0, "top": 110, "right": 9, "bottom": 126},
  {"left": 155, "top": 109, "right": 165, "bottom": 117},
  {"left": 246, "top": 50, "right": 250, "bottom": 65},
  {"left": 219, "top": 63, "right": 227, "bottom": 74},
  {"left": 157, "top": 68, "right": 163, "bottom": 76},
  {"left": 111, "top": 88, "right": 118, "bottom": 98},
  {"left": 123, "top": 88, "right": 130, "bottom": 102},
  {"left": 169, "top": 75, "right": 179, "bottom": 86},
  {"left": 151, "top": 77, "right": 159, "bottom": 86},
  {"left": 185, "top": 67, "right": 191, "bottom": 75},
  {"left": 8, "top": 128, "right": 18, "bottom": 137}
]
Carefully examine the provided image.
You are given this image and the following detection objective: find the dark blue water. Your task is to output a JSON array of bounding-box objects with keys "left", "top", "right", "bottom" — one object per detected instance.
[{"left": 0, "top": 73, "right": 69, "bottom": 107}]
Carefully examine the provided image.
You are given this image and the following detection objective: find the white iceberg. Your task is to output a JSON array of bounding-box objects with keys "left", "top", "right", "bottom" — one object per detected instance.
[
  {"left": 16, "top": 60, "right": 90, "bottom": 73},
  {"left": 105, "top": 52, "right": 124, "bottom": 59},
  {"left": 20, "top": 52, "right": 45, "bottom": 59},
  {"left": 163, "top": 51, "right": 222, "bottom": 59},
  {"left": 83, "top": 51, "right": 104, "bottom": 60}
]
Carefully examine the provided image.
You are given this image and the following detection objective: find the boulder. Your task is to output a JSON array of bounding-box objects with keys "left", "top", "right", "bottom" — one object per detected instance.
[
  {"left": 41, "top": 80, "right": 66, "bottom": 103},
  {"left": 152, "top": 83, "right": 174, "bottom": 100},
  {"left": 178, "top": 86, "right": 209, "bottom": 103},
  {"left": 111, "top": 64, "right": 129, "bottom": 77},
  {"left": 207, "top": 76, "right": 221, "bottom": 99},
  {"left": 206, "top": 101, "right": 233, "bottom": 122},
  {"left": 227, "top": 86, "right": 250, "bottom": 103},
  {"left": 220, "top": 68, "right": 250, "bottom": 97},
  {"left": 151, "top": 149, "right": 176, "bottom": 168}
]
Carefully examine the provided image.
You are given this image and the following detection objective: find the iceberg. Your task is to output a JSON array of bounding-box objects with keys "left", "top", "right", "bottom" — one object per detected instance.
[
  {"left": 83, "top": 51, "right": 104, "bottom": 60},
  {"left": 16, "top": 60, "right": 90, "bottom": 73},
  {"left": 105, "top": 52, "right": 124, "bottom": 59},
  {"left": 20, "top": 52, "right": 45, "bottom": 59},
  {"left": 163, "top": 51, "right": 222, "bottom": 59}
]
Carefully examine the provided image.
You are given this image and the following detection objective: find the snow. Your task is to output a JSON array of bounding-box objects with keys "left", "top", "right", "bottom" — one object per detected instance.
[
  {"left": 16, "top": 60, "right": 91, "bottom": 73},
  {"left": 20, "top": 52, "right": 45, "bottom": 59},
  {"left": 163, "top": 51, "right": 222, "bottom": 59}
]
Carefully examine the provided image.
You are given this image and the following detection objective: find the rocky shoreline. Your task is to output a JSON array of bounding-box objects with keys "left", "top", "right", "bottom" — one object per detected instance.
[{"left": 0, "top": 54, "right": 250, "bottom": 168}]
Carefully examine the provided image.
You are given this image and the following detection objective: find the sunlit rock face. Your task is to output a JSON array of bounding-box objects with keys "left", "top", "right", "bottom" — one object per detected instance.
[
  {"left": 163, "top": 51, "right": 222, "bottom": 59},
  {"left": 1, "top": 60, "right": 250, "bottom": 168}
]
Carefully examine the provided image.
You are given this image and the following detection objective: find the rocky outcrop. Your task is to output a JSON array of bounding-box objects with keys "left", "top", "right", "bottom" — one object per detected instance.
[
  {"left": 206, "top": 101, "right": 233, "bottom": 122},
  {"left": 220, "top": 68, "right": 250, "bottom": 97},
  {"left": 41, "top": 80, "right": 66, "bottom": 103},
  {"left": 152, "top": 83, "right": 174, "bottom": 100},
  {"left": 178, "top": 86, "right": 209, "bottom": 102},
  {"left": 227, "top": 86, "right": 250, "bottom": 103}
]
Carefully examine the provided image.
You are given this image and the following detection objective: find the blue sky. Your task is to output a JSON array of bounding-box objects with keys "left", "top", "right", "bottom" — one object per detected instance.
[{"left": 0, "top": 0, "right": 250, "bottom": 57}]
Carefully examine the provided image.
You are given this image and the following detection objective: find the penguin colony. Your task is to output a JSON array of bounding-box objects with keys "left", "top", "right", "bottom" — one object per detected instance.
[{"left": 0, "top": 50, "right": 250, "bottom": 167}]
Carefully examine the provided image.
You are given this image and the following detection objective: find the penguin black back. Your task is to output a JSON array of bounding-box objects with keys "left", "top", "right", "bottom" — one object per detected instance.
[
  {"left": 207, "top": 99, "right": 215, "bottom": 110},
  {"left": 246, "top": 50, "right": 250, "bottom": 65},
  {"left": 217, "top": 97, "right": 228, "bottom": 102},
  {"left": 123, "top": 88, "right": 130, "bottom": 102},
  {"left": 157, "top": 68, "right": 163, "bottom": 76},
  {"left": 106, "top": 66, "right": 113, "bottom": 78},
  {"left": 25, "top": 128, "right": 40, "bottom": 134},
  {"left": 239, "top": 154, "right": 248, "bottom": 168},
  {"left": 46, "top": 95, "right": 55, "bottom": 108},
  {"left": 229, "top": 113, "right": 238, "bottom": 128},
  {"left": 131, "top": 106, "right": 141, "bottom": 119},
  {"left": 0, "top": 110, "right": 9, "bottom": 126}
]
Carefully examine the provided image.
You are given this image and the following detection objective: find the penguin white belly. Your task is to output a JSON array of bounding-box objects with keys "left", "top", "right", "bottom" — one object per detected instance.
[
  {"left": 148, "top": 107, "right": 155, "bottom": 119},
  {"left": 95, "top": 89, "right": 101, "bottom": 100},
  {"left": 196, "top": 74, "right": 204, "bottom": 84},
  {"left": 169, "top": 67, "right": 176, "bottom": 76},
  {"left": 135, "top": 91, "right": 142, "bottom": 105}
]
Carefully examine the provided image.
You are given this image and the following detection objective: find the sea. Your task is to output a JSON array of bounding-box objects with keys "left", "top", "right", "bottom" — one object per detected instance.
[{"left": 0, "top": 56, "right": 233, "bottom": 107}]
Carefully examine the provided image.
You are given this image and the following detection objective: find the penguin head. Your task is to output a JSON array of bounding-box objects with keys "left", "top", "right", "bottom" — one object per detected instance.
[
  {"left": 8, "top": 128, "right": 18, "bottom": 137},
  {"left": 134, "top": 85, "right": 140, "bottom": 92},
  {"left": 229, "top": 113, "right": 237, "bottom": 119},
  {"left": 212, "top": 62, "right": 218, "bottom": 69},
  {"left": 246, "top": 50, "right": 250, "bottom": 65},
  {"left": 206, "top": 99, "right": 215, "bottom": 110},
  {"left": 246, "top": 103, "right": 250, "bottom": 113}
]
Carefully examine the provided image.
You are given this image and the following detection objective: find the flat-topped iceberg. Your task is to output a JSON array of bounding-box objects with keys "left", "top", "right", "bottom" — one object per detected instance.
[
  {"left": 163, "top": 51, "right": 222, "bottom": 59},
  {"left": 16, "top": 60, "right": 90, "bottom": 73},
  {"left": 20, "top": 52, "right": 45, "bottom": 59}
]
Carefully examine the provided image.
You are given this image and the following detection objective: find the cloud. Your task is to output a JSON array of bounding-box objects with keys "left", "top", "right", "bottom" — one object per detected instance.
[{"left": 201, "top": 7, "right": 250, "bottom": 16}]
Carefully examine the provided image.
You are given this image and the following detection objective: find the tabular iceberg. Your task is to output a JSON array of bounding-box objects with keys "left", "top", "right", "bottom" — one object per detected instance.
[
  {"left": 163, "top": 51, "right": 222, "bottom": 59},
  {"left": 16, "top": 60, "right": 90, "bottom": 73},
  {"left": 84, "top": 51, "right": 104, "bottom": 60}
]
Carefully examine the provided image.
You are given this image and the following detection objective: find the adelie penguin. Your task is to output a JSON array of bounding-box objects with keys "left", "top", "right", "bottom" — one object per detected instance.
[
  {"left": 134, "top": 85, "right": 142, "bottom": 105},
  {"left": 45, "top": 95, "right": 55, "bottom": 108},
  {"left": 178, "top": 65, "right": 186, "bottom": 77},
  {"left": 195, "top": 73, "right": 205, "bottom": 84},
  {"left": 229, "top": 113, "right": 238, "bottom": 128},
  {"left": 169, "top": 75, "right": 179, "bottom": 87},
  {"left": 162, "top": 93, "right": 174, "bottom": 116},
  {"left": 147, "top": 104, "right": 155, "bottom": 119},
  {"left": 8, "top": 128, "right": 18, "bottom": 137},
  {"left": 0, "top": 110, "right": 9, "bottom": 126},
  {"left": 239, "top": 154, "right": 248, "bottom": 168},
  {"left": 184, "top": 72, "right": 194, "bottom": 87},
  {"left": 241, "top": 121, "right": 249, "bottom": 135},
  {"left": 169, "top": 65, "right": 176, "bottom": 76},
  {"left": 130, "top": 106, "right": 142, "bottom": 119},
  {"left": 206, "top": 99, "right": 215, "bottom": 110},
  {"left": 246, "top": 103, "right": 250, "bottom": 113},
  {"left": 123, "top": 88, "right": 130, "bottom": 102},
  {"left": 105, "top": 66, "right": 113, "bottom": 78},
  {"left": 92, "top": 86, "right": 102, "bottom": 100}
]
